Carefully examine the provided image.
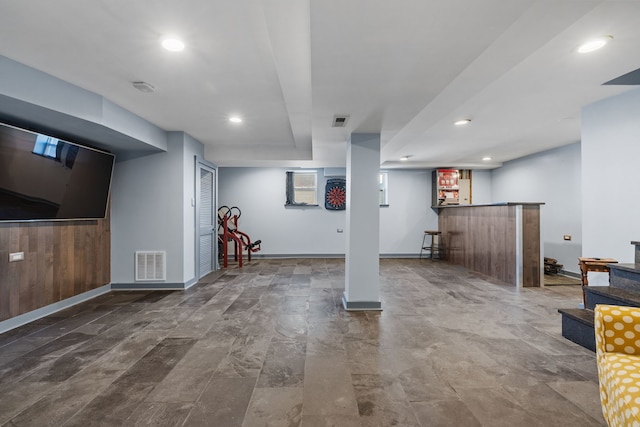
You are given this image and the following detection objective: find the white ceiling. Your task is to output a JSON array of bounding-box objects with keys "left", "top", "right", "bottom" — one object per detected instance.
[{"left": 1, "top": 0, "right": 639, "bottom": 169}]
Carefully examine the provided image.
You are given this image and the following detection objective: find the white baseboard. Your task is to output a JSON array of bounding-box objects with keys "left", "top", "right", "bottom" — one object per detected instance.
[
  {"left": 250, "top": 253, "right": 422, "bottom": 259},
  {"left": 0, "top": 274, "right": 206, "bottom": 335}
]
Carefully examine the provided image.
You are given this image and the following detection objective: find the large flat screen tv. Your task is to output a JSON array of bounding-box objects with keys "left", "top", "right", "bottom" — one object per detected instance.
[{"left": 0, "top": 122, "right": 115, "bottom": 222}]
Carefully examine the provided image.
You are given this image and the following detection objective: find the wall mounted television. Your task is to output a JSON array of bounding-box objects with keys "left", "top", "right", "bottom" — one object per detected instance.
[{"left": 0, "top": 122, "right": 115, "bottom": 222}]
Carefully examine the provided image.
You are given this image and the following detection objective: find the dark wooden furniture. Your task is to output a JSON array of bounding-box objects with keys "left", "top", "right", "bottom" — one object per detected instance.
[
  {"left": 437, "top": 202, "right": 544, "bottom": 287},
  {"left": 578, "top": 257, "right": 618, "bottom": 305}
]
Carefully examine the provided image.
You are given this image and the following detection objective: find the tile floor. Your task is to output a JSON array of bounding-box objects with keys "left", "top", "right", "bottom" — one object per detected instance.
[{"left": 0, "top": 259, "right": 605, "bottom": 426}]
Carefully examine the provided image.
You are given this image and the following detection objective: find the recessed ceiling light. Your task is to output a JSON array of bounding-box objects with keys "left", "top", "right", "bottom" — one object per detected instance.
[
  {"left": 577, "top": 35, "right": 613, "bottom": 53},
  {"left": 229, "top": 116, "right": 242, "bottom": 124},
  {"left": 400, "top": 155, "right": 411, "bottom": 161},
  {"left": 454, "top": 119, "right": 471, "bottom": 126},
  {"left": 482, "top": 156, "right": 492, "bottom": 161},
  {"left": 161, "top": 37, "right": 185, "bottom": 52}
]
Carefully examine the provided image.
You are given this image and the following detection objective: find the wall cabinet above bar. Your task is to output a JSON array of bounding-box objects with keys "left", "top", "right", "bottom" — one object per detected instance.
[{"left": 432, "top": 169, "right": 471, "bottom": 207}]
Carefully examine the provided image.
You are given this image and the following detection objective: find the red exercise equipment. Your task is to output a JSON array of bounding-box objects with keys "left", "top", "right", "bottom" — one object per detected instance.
[{"left": 217, "top": 206, "right": 261, "bottom": 268}]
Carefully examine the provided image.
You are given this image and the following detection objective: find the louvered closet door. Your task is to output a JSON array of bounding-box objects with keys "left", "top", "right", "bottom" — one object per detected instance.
[{"left": 197, "top": 164, "right": 216, "bottom": 278}]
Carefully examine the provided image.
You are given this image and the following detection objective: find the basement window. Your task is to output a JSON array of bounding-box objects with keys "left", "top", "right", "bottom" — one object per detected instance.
[{"left": 286, "top": 171, "right": 318, "bottom": 206}]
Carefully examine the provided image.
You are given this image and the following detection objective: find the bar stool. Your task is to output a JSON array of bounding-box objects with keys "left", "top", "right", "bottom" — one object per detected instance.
[{"left": 420, "top": 230, "right": 442, "bottom": 259}]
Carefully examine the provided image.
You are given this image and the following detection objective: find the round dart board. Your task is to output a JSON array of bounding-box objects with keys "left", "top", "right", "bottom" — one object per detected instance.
[{"left": 325, "top": 178, "right": 346, "bottom": 210}]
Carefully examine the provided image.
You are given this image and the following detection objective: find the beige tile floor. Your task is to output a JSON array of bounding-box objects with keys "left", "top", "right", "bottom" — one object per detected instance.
[{"left": 0, "top": 258, "right": 604, "bottom": 426}]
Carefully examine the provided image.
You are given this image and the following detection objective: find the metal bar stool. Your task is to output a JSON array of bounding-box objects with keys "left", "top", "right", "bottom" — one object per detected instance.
[{"left": 420, "top": 230, "right": 442, "bottom": 259}]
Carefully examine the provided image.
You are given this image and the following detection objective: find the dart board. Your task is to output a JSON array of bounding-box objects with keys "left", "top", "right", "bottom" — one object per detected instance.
[{"left": 325, "top": 178, "right": 346, "bottom": 210}]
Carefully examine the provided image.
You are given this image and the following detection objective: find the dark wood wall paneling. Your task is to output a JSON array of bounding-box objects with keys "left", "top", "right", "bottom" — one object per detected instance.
[
  {"left": 0, "top": 217, "right": 110, "bottom": 321},
  {"left": 521, "top": 205, "right": 542, "bottom": 287},
  {"left": 438, "top": 204, "right": 541, "bottom": 287}
]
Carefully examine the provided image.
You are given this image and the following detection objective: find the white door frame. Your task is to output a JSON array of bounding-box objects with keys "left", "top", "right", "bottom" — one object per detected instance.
[{"left": 195, "top": 156, "right": 218, "bottom": 279}]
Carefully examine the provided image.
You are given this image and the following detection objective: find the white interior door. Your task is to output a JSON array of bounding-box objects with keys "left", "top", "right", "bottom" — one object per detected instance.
[{"left": 196, "top": 161, "right": 216, "bottom": 278}]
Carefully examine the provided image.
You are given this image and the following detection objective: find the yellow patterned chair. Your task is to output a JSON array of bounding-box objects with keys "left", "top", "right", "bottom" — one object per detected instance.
[{"left": 595, "top": 304, "right": 640, "bottom": 426}]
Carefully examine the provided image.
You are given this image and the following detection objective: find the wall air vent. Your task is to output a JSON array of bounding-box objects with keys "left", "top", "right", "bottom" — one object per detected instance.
[
  {"left": 135, "top": 251, "right": 166, "bottom": 281},
  {"left": 332, "top": 115, "right": 350, "bottom": 128}
]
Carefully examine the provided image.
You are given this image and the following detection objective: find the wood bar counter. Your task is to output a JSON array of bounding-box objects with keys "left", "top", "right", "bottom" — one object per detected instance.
[{"left": 437, "top": 202, "right": 544, "bottom": 287}]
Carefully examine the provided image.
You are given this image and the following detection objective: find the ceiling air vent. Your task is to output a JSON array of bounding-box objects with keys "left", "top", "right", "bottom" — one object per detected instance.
[
  {"left": 332, "top": 115, "right": 350, "bottom": 128},
  {"left": 132, "top": 81, "right": 156, "bottom": 93},
  {"left": 135, "top": 251, "right": 166, "bottom": 281}
]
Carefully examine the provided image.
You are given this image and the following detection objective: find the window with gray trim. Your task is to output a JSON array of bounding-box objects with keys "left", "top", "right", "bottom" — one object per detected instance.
[{"left": 285, "top": 171, "right": 318, "bottom": 205}]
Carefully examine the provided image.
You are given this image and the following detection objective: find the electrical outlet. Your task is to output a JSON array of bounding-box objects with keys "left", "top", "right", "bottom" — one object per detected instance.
[
  {"left": 563, "top": 235, "right": 572, "bottom": 241},
  {"left": 9, "top": 252, "right": 24, "bottom": 262}
]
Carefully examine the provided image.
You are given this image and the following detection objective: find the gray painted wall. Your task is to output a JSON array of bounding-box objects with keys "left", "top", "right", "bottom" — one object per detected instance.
[
  {"left": 380, "top": 170, "right": 437, "bottom": 255},
  {"left": 471, "top": 169, "right": 492, "bottom": 204},
  {"left": 491, "top": 143, "right": 582, "bottom": 274},
  {"left": 218, "top": 167, "right": 439, "bottom": 256},
  {"left": 111, "top": 132, "right": 204, "bottom": 285},
  {"left": 582, "top": 88, "right": 640, "bottom": 284}
]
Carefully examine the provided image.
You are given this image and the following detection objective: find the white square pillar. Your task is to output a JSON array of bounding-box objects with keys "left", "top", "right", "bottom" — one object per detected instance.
[{"left": 343, "top": 133, "right": 381, "bottom": 311}]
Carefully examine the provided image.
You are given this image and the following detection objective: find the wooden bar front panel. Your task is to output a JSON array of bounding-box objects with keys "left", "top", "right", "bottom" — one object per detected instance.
[
  {"left": 0, "top": 217, "right": 110, "bottom": 321},
  {"left": 438, "top": 204, "right": 541, "bottom": 287},
  {"left": 521, "top": 205, "right": 541, "bottom": 287}
]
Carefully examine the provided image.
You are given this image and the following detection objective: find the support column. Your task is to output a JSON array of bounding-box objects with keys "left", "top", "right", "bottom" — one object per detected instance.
[{"left": 343, "top": 133, "right": 382, "bottom": 311}]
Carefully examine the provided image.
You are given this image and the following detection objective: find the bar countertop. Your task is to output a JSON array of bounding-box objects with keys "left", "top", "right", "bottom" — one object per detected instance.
[{"left": 433, "top": 202, "right": 545, "bottom": 209}]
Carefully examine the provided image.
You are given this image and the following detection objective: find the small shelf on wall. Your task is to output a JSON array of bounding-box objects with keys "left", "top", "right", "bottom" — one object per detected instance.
[
  {"left": 432, "top": 169, "right": 472, "bottom": 209},
  {"left": 433, "top": 169, "right": 459, "bottom": 206}
]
